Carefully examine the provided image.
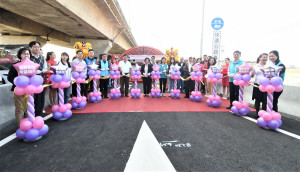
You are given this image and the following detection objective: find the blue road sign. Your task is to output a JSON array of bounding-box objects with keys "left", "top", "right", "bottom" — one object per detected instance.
[{"left": 211, "top": 17, "right": 224, "bottom": 30}]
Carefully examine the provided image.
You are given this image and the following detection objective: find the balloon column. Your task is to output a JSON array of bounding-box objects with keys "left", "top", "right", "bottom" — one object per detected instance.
[
  {"left": 88, "top": 63, "right": 102, "bottom": 103},
  {"left": 231, "top": 63, "right": 252, "bottom": 115},
  {"left": 13, "top": 58, "right": 49, "bottom": 141},
  {"left": 50, "top": 63, "right": 72, "bottom": 120},
  {"left": 190, "top": 64, "right": 203, "bottom": 102},
  {"left": 150, "top": 64, "right": 161, "bottom": 98},
  {"left": 170, "top": 66, "right": 181, "bottom": 99},
  {"left": 257, "top": 63, "right": 283, "bottom": 130},
  {"left": 110, "top": 64, "right": 121, "bottom": 99},
  {"left": 206, "top": 65, "right": 223, "bottom": 107},
  {"left": 130, "top": 66, "right": 142, "bottom": 98},
  {"left": 71, "top": 62, "right": 87, "bottom": 109}
]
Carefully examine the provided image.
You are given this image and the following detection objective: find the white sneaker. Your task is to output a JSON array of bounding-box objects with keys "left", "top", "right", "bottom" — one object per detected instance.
[
  {"left": 43, "top": 110, "right": 45, "bottom": 113},
  {"left": 163, "top": 93, "right": 166, "bottom": 96},
  {"left": 160, "top": 93, "right": 163, "bottom": 96},
  {"left": 222, "top": 97, "right": 227, "bottom": 99}
]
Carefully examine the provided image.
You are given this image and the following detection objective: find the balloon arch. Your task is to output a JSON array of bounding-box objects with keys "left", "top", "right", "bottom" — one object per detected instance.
[{"left": 119, "top": 46, "right": 165, "bottom": 59}]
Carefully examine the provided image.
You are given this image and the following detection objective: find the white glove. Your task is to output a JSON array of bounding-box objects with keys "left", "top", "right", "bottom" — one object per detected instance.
[
  {"left": 126, "top": 74, "right": 130, "bottom": 77},
  {"left": 147, "top": 73, "right": 150, "bottom": 76},
  {"left": 101, "top": 68, "right": 105, "bottom": 71},
  {"left": 122, "top": 73, "right": 125, "bottom": 76},
  {"left": 229, "top": 73, "right": 234, "bottom": 77},
  {"left": 106, "top": 68, "right": 109, "bottom": 71},
  {"left": 143, "top": 73, "right": 146, "bottom": 76}
]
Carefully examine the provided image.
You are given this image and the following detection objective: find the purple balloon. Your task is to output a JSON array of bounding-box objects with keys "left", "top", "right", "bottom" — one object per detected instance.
[
  {"left": 79, "top": 101, "right": 86, "bottom": 108},
  {"left": 16, "top": 128, "right": 26, "bottom": 139},
  {"left": 239, "top": 108, "right": 248, "bottom": 116},
  {"left": 62, "top": 74, "right": 71, "bottom": 82},
  {"left": 171, "top": 71, "right": 175, "bottom": 76},
  {"left": 79, "top": 72, "right": 86, "bottom": 79},
  {"left": 208, "top": 73, "right": 215, "bottom": 79},
  {"left": 199, "top": 96, "right": 203, "bottom": 101},
  {"left": 53, "top": 111, "right": 62, "bottom": 119},
  {"left": 242, "top": 74, "right": 251, "bottom": 82},
  {"left": 63, "top": 110, "right": 72, "bottom": 118},
  {"left": 259, "top": 77, "right": 270, "bottom": 86},
  {"left": 267, "top": 120, "right": 279, "bottom": 130},
  {"left": 38, "top": 124, "right": 49, "bottom": 136},
  {"left": 278, "top": 120, "right": 282, "bottom": 127},
  {"left": 212, "top": 100, "right": 219, "bottom": 107},
  {"left": 215, "top": 73, "right": 222, "bottom": 79},
  {"left": 170, "top": 93, "right": 175, "bottom": 97},
  {"left": 234, "top": 74, "right": 242, "bottom": 81},
  {"left": 195, "top": 96, "right": 200, "bottom": 101},
  {"left": 90, "top": 96, "right": 97, "bottom": 102},
  {"left": 96, "top": 96, "right": 102, "bottom": 101},
  {"left": 14, "top": 76, "right": 30, "bottom": 87},
  {"left": 155, "top": 92, "right": 160, "bottom": 97},
  {"left": 176, "top": 93, "right": 180, "bottom": 97},
  {"left": 110, "top": 71, "right": 115, "bottom": 75},
  {"left": 257, "top": 117, "right": 268, "bottom": 127},
  {"left": 151, "top": 92, "right": 155, "bottom": 97},
  {"left": 131, "top": 93, "right": 136, "bottom": 97},
  {"left": 190, "top": 95, "right": 194, "bottom": 101},
  {"left": 53, "top": 75, "right": 63, "bottom": 83},
  {"left": 30, "top": 75, "right": 43, "bottom": 86},
  {"left": 110, "top": 93, "right": 115, "bottom": 98},
  {"left": 136, "top": 93, "right": 141, "bottom": 97},
  {"left": 50, "top": 75, "right": 55, "bottom": 82},
  {"left": 96, "top": 70, "right": 101, "bottom": 76},
  {"left": 72, "top": 102, "right": 78, "bottom": 108},
  {"left": 72, "top": 72, "right": 79, "bottom": 79},
  {"left": 190, "top": 72, "right": 195, "bottom": 77},
  {"left": 88, "top": 70, "right": 96, "bottom": 76},
  {"left": 270, "top": 77, "right": 282, "bottom": 86},
  {"left": 231, "top": 106, "right": 239, "bottom": 114},
  {"left": 25, "top": 128, "right": 39, "bottom": 141},
  {"left": 206, "top": 99, "right": 212, "bottom": 106},
  {"left": 151, "top": 71, "right": 155, "bottom": 76},
  {"left": 136, "top": 71, "right": 141, "bottom": 75},
  {"left": 131, "top": 71, "right": 136, "bottom": 75},
  {"left": 115, "top": 71, "right": 120, "bottom": 75}
]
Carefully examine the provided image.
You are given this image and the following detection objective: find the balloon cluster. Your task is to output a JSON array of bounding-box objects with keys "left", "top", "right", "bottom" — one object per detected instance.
[
  {"left": 170, "top": 68, "right": 181, "bottom": 99},
  {"left": 71, "top": 96, "right": 87, "bottom": 108},
  {"left": 51, "top": 104, "right": 72, "bottom": 120},
  {"left": 233, "top": 74, "right": 251, "bottom": 86},
  {"left": 190, "top": 91, "right": 203, "bottom": 102},
  {"left": 110, "top": 64, "right": 121, "bottom": 99},
  {"left": 72, "top": 71, "right": 87, "bottom": 84},
  {"left": 131, "top": 70, "right": 142, "bottom": 80},
  {"left": 16, "top": 117, "right": 49, "bottom": 141},
  {"left": 170, "top": 89, "right": 180, "bottom": 99},
  {"left": 207, "top": 73, "right": 222, "bottom": 83},
  {"left": 258, "top": 76, "right": 283, "bottom": 93},
  {"left": 230, "top": 101, "right": 251, "bottom": 116},
  {"left": 190, "top": 71, "right": 203, "bottom": 81},
  {"left": 170, "top": 70, "right": 181, "bottom": 80},
  {"left": 206, "top": 95, "right": 222, "bottom": 107},
  {"left": 88, "top": 63, "right": 102, "bottom": 103},
  {"left": 50, "top": 74, "right": 71, "bottom": 88},
  {"left": 14, "top": 75, "right": 44, "bottom": 95},
  {"left": 150, "top": 71, "right": 161, "bottom": 80},
  {"left": 151, "top": 65, "right": 161, "bottom": 98},
  {"left": 257, "top": 110, "right": 282, "bottom": 129},
  {"left": 131, "top": 70, "right": 141, "bottom": 98}
]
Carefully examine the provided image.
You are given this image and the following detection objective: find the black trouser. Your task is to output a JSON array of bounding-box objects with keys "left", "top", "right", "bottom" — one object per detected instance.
[
  {"left": 143, "top": 77, "right": 152, "bottom": 94},
  {"left": 273, "top": 91, "right": 283, "bottom": 112},
  {"left": 120, "top": 76, "right": 130, "bottom": 96},
  {"left": 83, "top": 79, "right": 93, "bottom": 97},
  {"left": 34, "top": 89, "right": 45, "bottom": 116},
  {"left": 72, "top": 83, "right": 85, "bottom": 97},
  {"left": 100, "top": 78, "right": 109, "bottom": 97},
  {"left": 229, "top": 82, "right": 240, "bottom": 106},
  {"left": 160, "top": 78, "right": 167, "bottom": 93},
  {"left": 184, "top": 80, "right": 195, "bottom": 97},
  {"left": 255, "top": 100, "right": 267, "bottom": 116},
  {"left": 200, "top": 81, "right": 205, "bottom": 92}
]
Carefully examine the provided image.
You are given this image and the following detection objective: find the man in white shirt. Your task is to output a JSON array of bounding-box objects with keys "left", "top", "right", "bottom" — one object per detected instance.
[{"left": 118, "top": 54, "right": 132, "bottom": 97}]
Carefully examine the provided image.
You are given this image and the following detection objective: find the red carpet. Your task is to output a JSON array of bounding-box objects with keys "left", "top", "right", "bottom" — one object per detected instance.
[{"left": 45, "top": 93, "right": 255, "bottom": 114}]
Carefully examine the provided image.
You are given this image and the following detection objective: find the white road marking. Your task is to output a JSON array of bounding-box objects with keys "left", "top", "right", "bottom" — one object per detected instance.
[
  {"left": 0, "top": 113, "right": 53, "bottom": 148},
  {"left": 124, "top": 120, "right": 176, "bottom": 172},
  {"left": 242, "top": 116, "right": 300, "bottom": 140}
]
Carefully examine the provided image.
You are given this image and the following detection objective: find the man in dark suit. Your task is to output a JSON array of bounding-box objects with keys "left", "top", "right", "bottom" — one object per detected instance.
[
  {"left": 141, "top": 58, "right": 153, "bottom": 96},
  {"left": 177, "top": 57, "right": 185, "bottom": 92}
]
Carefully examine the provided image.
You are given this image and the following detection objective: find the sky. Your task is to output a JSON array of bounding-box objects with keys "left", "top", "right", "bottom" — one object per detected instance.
[{"left": 118, "top": 0, "right": 300, "bottom": 67}]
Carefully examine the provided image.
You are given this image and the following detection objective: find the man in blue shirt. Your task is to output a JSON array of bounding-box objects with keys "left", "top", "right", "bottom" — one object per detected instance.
[
  {"left": 98, "top": 54, "right": 111, "bottom": 98},
  {"left": 226, "top": 50, "right": 243, "bottom": 109},
  {"left": 83, "top": 49, "right": 97, "bottom": 97}
]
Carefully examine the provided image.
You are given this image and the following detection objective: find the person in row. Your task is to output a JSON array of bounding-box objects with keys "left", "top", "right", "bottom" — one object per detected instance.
[
  {"left": 119, "top": 54, "right": 132, "bottom": 97},
  {"left": 84, "top": 49, "right": 97, "bottom": 97},
  {"left": 159, "top": 57, "right": 168, "bottom": 96},
  {"left": 98, "top": 54, "right": 111, "bottom": 98},
  {"left": 71, "top": 50, "right": 87, "bottom": 97},
  {"left": 46, "top": 51, "right": 57, "bottom": 106},
  {"left": 141, "top": 58, "right": 153, "bottom": 96},
  {"left": 221, "top": 58, "right": 230, "bottom": 99}
]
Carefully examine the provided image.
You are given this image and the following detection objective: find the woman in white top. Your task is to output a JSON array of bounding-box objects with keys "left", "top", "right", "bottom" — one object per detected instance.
[
  {"left": 60, "top": 52, "right": 72, "bottom": 104},
  {"left": 251, "top": 53, "right": 268, "bottom": 117},
  {"left": 167, "top": 57, "right": 178, "bottom": 95}
]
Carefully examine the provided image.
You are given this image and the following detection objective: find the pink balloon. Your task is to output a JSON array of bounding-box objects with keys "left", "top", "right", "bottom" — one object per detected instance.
[
  {"left": 25, "top": 85, "right": 36, "bottom": 95},
  {"left": 212, "top": 78, "right": 218, "bottom": 83},
  {"left": 196, "top": 92, "right": 201, "bottom": 96},
  {"left": 52, "top": 83, "right": 59, "bottom": 88},
  {"left": 82, "top": 96, "right": 87, "bottom": 102},
  {"left": 275, "top": 85, "right": 283, "bottom": 92},
  {"left": 51, "top": 105, "right": 59, "bottom": 112},
  {"left": 215, "top": 96, "right": 221, "bottom": 101},
  {"left": 238, "top": 80, "right": 245, "bottom": 86},
  {"left": 75, "top": 97, "right": 81, "bottom": 103},
  {"left": 208, "top": 95, "right": 214, "bottom": 101},
  {"left": 76, "top": 79, "right": 81, "bottom": 84},
  {"left": 259, "top": 85, "right": 266, "bottom": 92},
  {"left": 134, "top": 75, "right": 138, "bottom": 79},
  {"left": 235, "top": 102, "right": 242, "bottom": 109},
  {"left": 66, "top": 103, "right": 72, "bottom": 110},
  {"left": 217, "top": 79, "right": 222, "bottom": 83},
  {"left": 207, "top": 78, "right": 213, "bottom": 83},
  {"left": 117, "top": 75, "right": 120, "bottom": 79},
  {"left": 35, "top": 85, "right": 44, "bottom": 93},
  {"left": 89, "top": 92, "right": 94, "bottom": 97},
  {"left": 20, "top": 119, "right": 32, "bottom": 131},
  {"left": 272, "top": 112, "right": 281, "bottom": 121},
  {"left": 233, "top": 80, "right": 238, "bottom": 85},
  {"left": 14, "top": 86, "right": 26, "bottom": 96},
  {"left": 266, "top": 85, "right": 275, "bottom": 93},
  {"left": 116, "top": 89, "right": 120, "bottom": 93},
  {"left": 137, "top": 89, "right": 141, "bottom": 93},
  {"left": 111, "top": 89, "right": 116, "bottom": 94},
  {"left": 13, "top": 58, "right": 40, "bottom": 77},
  {"left": 263, "top": 112, "right": 272, "bottom": 121},
  {"left": 258, "top": 110, "right": 266, "bottom": 117},
  {"left": 71, "top": 97, "right": 77, "bottom": 102},
  {"left": 151, "top": 89, "right": 154, "bottom": 92},
  {"left": 138, "top": 76, "right": 141, "bottom": 79},
  {"left": 232, "top": 101, "right": 239, "bottom": 107},
  {"left": 242, "top": 102, "right": 249, "bottom": 109},
  {"left": 32, "top": 116, "right": 44, "bottom": 129},
  {"left": 191, "top": 91, "right": 196, "bottom": 96},
  {"left": 59, "top": 105, "right": 67, "bottom": 113}
]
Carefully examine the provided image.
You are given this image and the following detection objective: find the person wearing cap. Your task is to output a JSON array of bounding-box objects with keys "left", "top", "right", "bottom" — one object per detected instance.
[
  {"left": 119, "top": 54, "right": 132, "bottom": 97},
  {"left": 141, "top": 58, "right": 153, "bottom": 96}
]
